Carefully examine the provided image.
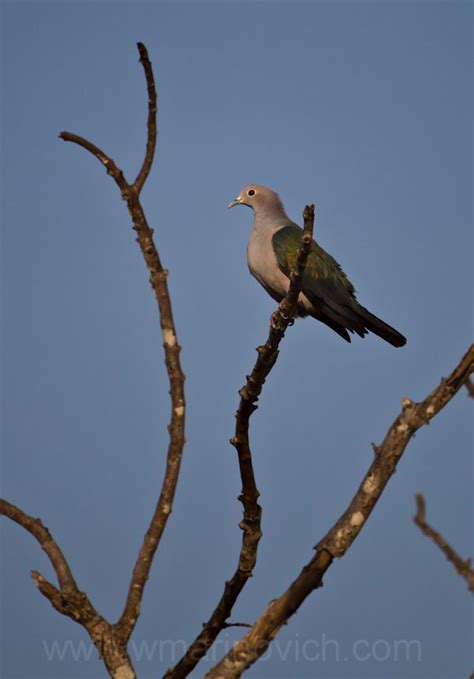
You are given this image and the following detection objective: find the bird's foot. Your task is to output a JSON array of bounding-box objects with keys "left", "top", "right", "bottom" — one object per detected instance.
[
  {"left": 270, "top": 306, "right": 295, "bottom": 329},
  {"left": 270, "top": 309, "right": 280, "bottom": 329}
]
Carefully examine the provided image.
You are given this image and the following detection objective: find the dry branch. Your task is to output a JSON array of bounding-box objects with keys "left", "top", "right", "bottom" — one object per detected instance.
[
  {"left": 205, "top": 344, "right": 474, "bottom": 678},
  {"left": 2, "top": 42, "right": 184, "bottom": 678},
  {"left": 164, "top": 206, "right": 315, "bottom": 679},
  {"left": 0, "top": 500, "right": 135, "bottom": 678},
  {"left": 134, "top": 42, "right": 158, "bottom": 193},
  {"left": 413, "top": 493, "right": 474, "bottom": 592},
  {"left": 60, "top": 43, "right": 186, "bottom": 645}
]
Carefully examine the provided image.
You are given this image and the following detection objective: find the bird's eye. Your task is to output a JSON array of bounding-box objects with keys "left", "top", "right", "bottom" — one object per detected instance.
[{"left": 248, "top": 189, "right": 255, "bottom": 196}]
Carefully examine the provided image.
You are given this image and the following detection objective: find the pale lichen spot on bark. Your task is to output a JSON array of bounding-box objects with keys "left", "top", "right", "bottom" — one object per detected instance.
[
  {"left": 401, "top": 397, "right": 413, "bottom": 407},
  {"left": 425, "top": 404, "right": 435, "bottom": 416},
  {"left": 397, "top": 422, "right": 409, "bottom": 433},
  {"left": 363, "top": 474, "right": 378, "bottom": 494},
  {"left": 113, "top": 665, "right": 135, "bottom": 679},
  {"left": 162, "top": 502, "right": 171, "bottom": 515},
  {"left": 163, "top": 328, "right": 176, "bottom": 347},
  {"left": 331, "top": 525, "right": 354, "bottom": 554},
  {"left": 175, "top": 405, "right": 184, "bottom": 417},
  {"left": 350, "top": 511, "right": 365, "bottom": 527}
]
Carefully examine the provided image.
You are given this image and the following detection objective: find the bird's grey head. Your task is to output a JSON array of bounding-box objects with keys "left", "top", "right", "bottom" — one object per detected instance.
[{"left": 228, "top": 184, "right": 288, "bottom": 224}]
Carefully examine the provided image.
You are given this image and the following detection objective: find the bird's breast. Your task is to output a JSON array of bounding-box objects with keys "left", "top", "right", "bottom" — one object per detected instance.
[
  {"left": 247, "top": 228, "right": 290, "bottom": 300},
  {"left": 247, "top": 227, "right": 314, "bottom": 313}
]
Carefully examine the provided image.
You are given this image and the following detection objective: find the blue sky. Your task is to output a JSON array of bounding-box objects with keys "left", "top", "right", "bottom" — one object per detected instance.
[{"left": 1, "top": 1, "right": 472, "bottom": 678}]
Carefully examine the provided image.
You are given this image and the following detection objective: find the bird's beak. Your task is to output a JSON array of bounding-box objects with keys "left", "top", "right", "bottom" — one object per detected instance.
[{"left": 228, "top": 197, "right": 242, "bottom": 209}]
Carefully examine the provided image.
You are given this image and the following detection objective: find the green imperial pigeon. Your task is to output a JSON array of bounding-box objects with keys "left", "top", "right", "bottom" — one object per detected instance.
[{"left": 228, "top": 184, "right": 406, "bottom": 347}]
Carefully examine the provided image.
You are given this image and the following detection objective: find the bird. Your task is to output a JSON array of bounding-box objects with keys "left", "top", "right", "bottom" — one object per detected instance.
[{"left": 228, "top": 184, "right": 406, "bottom": 347}]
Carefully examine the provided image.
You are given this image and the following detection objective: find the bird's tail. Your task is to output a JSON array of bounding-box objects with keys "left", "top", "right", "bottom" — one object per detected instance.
[{"left": 357, "top": 306, "right": 406, "bottom": 347}]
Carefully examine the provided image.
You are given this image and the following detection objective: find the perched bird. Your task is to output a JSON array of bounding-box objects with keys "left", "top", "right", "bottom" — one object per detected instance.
[{"left": 228, "top": 184, "right": 406, "bottom": 347}]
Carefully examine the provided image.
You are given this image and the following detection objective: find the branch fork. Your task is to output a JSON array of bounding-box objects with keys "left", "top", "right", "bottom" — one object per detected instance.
[{"left": 1, "top": 43, "right": 185, "bottom": 679}]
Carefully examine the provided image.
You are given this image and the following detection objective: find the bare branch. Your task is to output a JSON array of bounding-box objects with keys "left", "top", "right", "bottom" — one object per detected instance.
[
  {"left": 58, "top": 44, "right": 186, "bottom": 645},
  {"left": 58, "top": 132, "right": 129, "bottom": 195},
  {"left": 414, "top": 494, "right": 474, "bottom": 592},
  {"left": 0, "top": 500, "right": 135, "bottom": 678},
  {"left": 4, "top": 42, "right": 181, "bottom": 677},
  {"left": 205, "top": 344, "right": 474, "bottom": 678},
  {"left": 164, "top": 206, "right": 315, "bottom": 679},
  {"left": 465, "top": 376, "right": 474, "bottom": 398},
  {"left": 133, "top": 42, "right": 157, "bottom": 193},
  {"left": 0, "top": 499, "right": 77, "bottom": 592}
]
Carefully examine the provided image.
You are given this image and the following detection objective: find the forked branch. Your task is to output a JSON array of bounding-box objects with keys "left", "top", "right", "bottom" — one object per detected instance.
[
  {"left": 0, "top": 500, "right": 134, "bottom": 678},
  {"left": 60, "top": 43, "right": 186, "bottom": 644},
  {"left": 164, "top": 206, "right": 315, "bottom": 679},
  {"left": 2, "top": 42, "right": 184, "bottom": 678},
  {"left": 206, "top": 344, "right": 474, "bottom": 678}
]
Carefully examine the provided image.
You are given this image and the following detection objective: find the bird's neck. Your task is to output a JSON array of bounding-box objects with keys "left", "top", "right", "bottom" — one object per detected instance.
[{"left": 253, "top": 206, "right": 290, "bottom": 233}]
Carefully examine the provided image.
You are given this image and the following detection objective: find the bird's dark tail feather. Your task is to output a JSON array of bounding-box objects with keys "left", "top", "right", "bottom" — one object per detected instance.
[{"left": 358, "top": 306, "right": 406, "bottom": 347}]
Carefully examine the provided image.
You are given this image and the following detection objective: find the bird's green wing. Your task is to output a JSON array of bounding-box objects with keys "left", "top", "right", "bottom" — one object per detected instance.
[
  {"left": 272, "top": 224, "right": 357, "bottom": 305},
  {"left": 272, "top": 224, "right": 406, "bottom": 347}
]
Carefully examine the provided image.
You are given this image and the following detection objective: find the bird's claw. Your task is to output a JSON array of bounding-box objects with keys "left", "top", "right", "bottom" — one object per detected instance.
[
  {"left": 270, "top": 310, "right": 280, "bottom": 329},
  {"left": 269, "top": 308, "right": 295, "bottom": 329}
]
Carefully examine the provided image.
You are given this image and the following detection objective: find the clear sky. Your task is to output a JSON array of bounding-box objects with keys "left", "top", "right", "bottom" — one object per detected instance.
[{"left": 1, "top": 1, "right": 472, "bottom": 678}]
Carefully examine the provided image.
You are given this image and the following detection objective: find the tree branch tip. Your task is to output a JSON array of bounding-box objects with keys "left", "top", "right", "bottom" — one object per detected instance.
[
  {"left": 401, "top": 397, "right": 413, "bottom": 408},
  {"left": 414, "top": 493, "right": 426, "bottom": 518},
  {"left": 30, "top": 570, "right": 60, "bottom": 596}
]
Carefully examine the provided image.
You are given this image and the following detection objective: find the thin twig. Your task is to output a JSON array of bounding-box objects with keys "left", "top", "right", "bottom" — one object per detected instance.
[
  {"left": 0, "top": 499, "right": 77, "bottom": 592},
  {"left": 205, "top": 344, "right": 474, "bottom": 678},
  {"left": 133, "top": 42, "right": 157, "bottom": 193},
  {"left": 164, "top": 206, "right": 315, "bottom": 679},
  {"left": 414, "top": 494, "right": 474, "bottom": 592}
]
